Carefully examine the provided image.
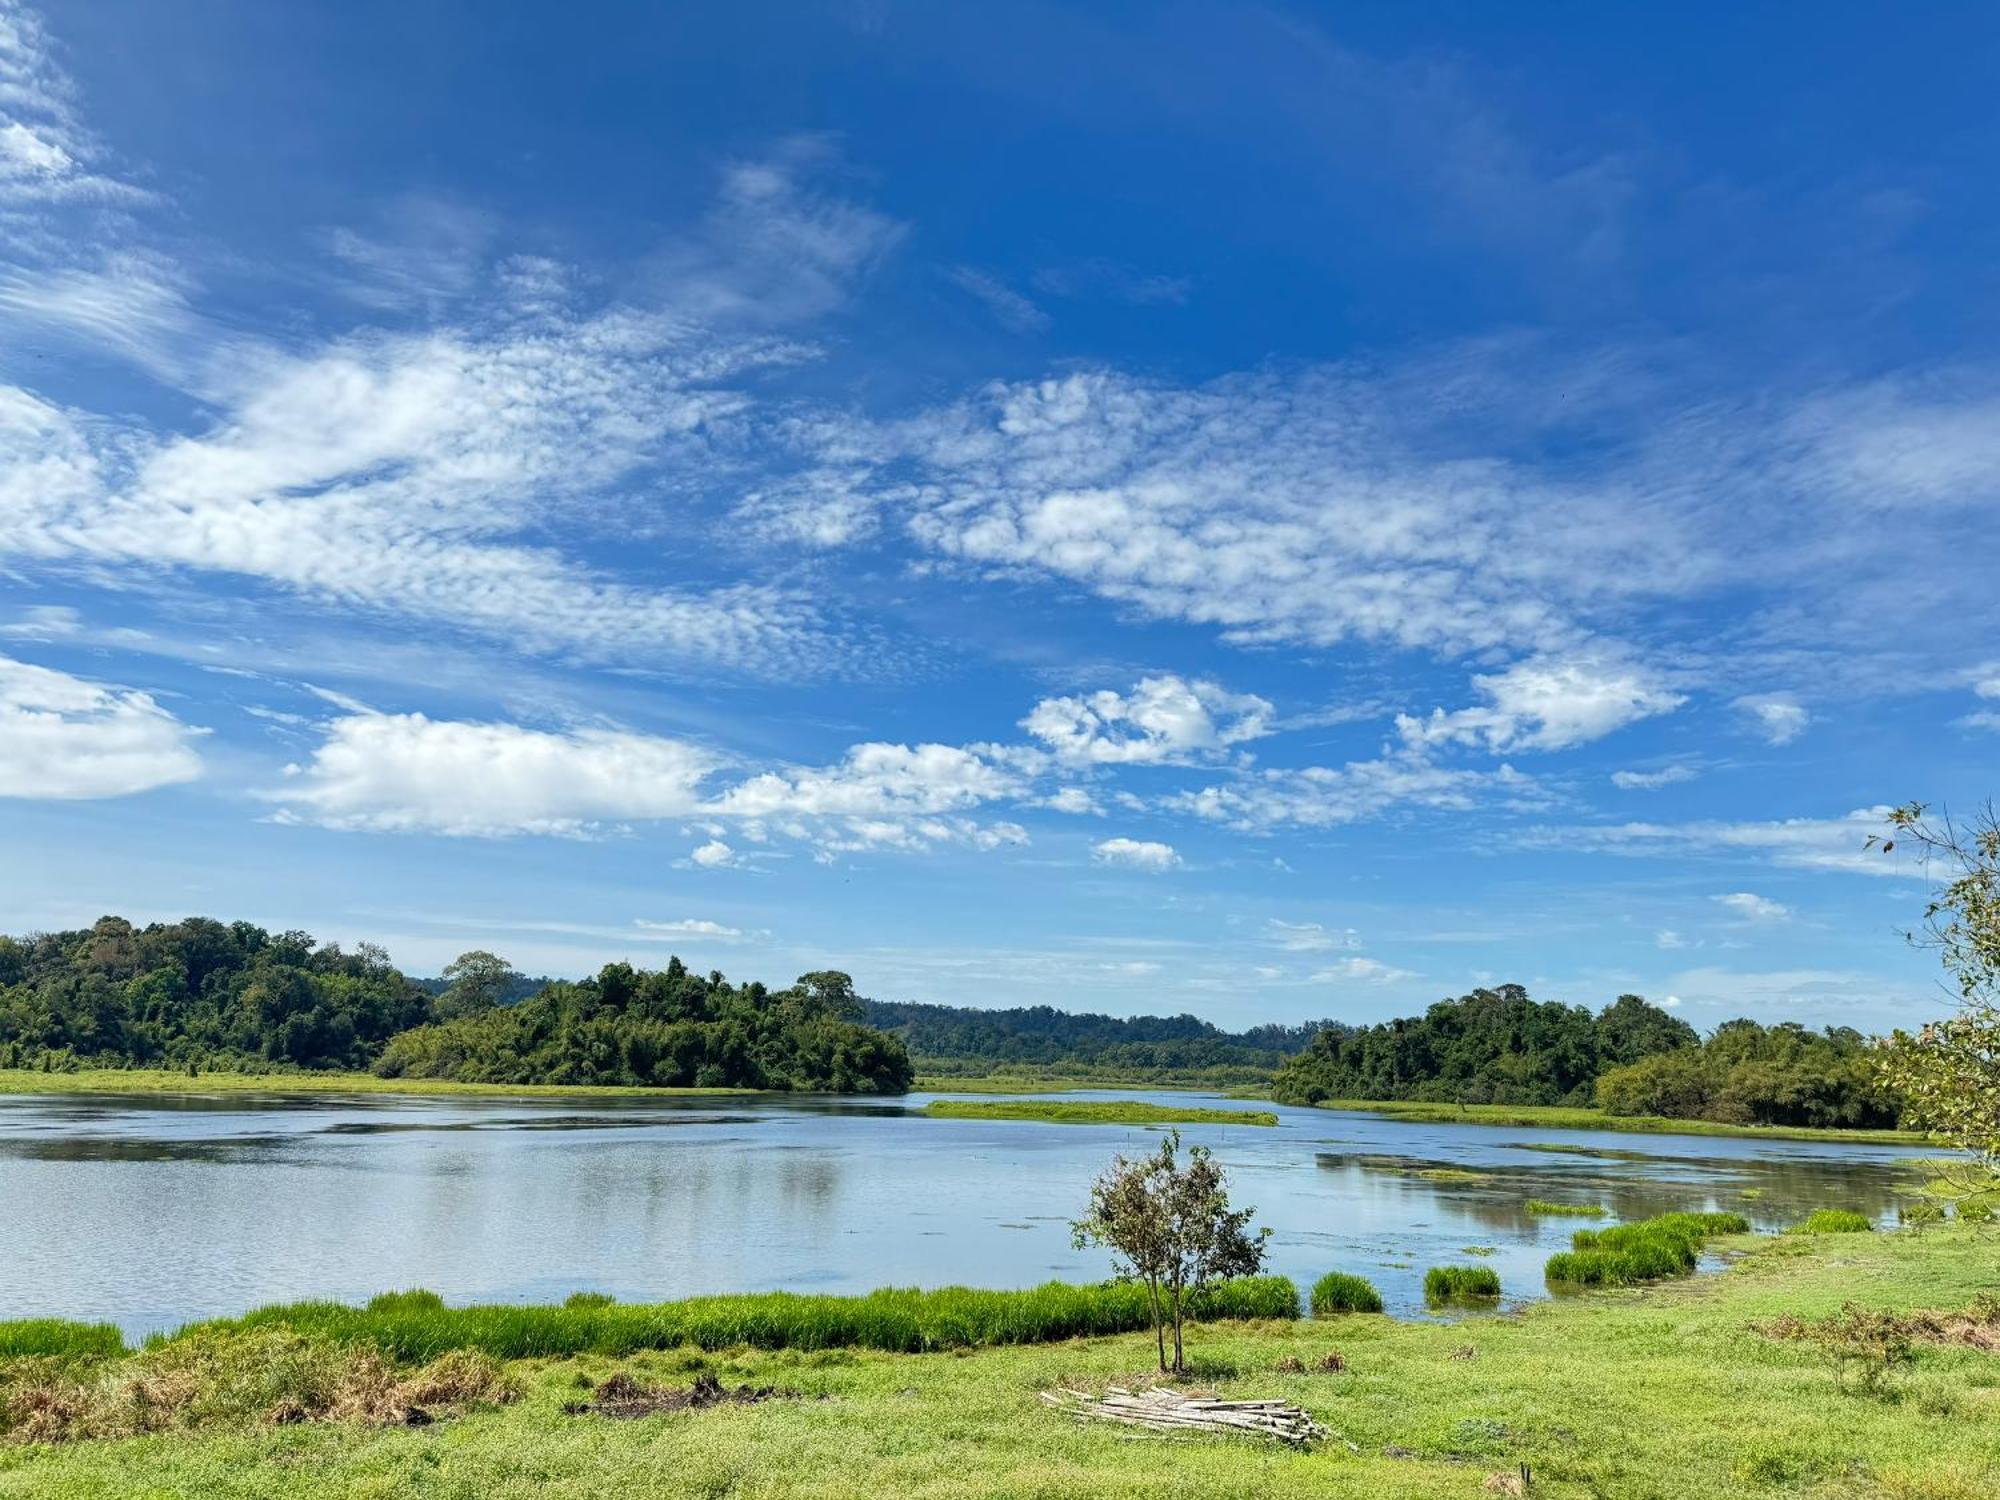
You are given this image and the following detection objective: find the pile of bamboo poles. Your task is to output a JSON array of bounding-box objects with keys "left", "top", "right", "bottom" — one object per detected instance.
[{"left": 1041, "top": 1385, "right": 1329, "bottom": 1445}]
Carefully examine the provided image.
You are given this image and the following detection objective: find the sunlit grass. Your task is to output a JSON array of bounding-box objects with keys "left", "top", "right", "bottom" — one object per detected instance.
[{"left": 920, "top": 1100, "right": 1278, "bottom": 1127}]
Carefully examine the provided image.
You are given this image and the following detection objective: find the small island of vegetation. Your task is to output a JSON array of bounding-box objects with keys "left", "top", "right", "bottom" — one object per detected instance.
[{"left": 921, "top": 1099, "right": 1278, "bottom": 1127}]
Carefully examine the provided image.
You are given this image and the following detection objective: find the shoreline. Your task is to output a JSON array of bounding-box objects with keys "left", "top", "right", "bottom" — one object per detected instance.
[{"left": 1309, "top": 1096, "right": 1928, "bottom": 1146}]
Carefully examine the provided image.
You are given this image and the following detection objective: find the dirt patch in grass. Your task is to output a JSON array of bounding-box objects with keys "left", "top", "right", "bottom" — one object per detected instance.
[{"left": 563, "top": 1370, "right": 801, "bottom": 1419}]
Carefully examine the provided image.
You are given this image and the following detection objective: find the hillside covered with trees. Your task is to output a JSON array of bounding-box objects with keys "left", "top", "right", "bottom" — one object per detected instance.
[
  {"left": 1268, "top": 985, "right": 1700, "bottom": 1107},
  {"left": 1593, "top": 1018, "right": 1899, "bottom": 1128},
  {"left": 859, "top": 998, "right": 1334, "bottom": 1084},
  {"left": 0, "top": 917, "right": 911, "bottom": 1094}
]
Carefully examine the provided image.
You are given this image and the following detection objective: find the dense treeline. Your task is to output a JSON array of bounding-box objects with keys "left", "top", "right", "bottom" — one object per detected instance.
[
  {"left": 376, "top": 964, "right": 912, "bottom": 1092},
  {"left": 1269, "top": 985, "right": 1698, "bottom": 1107},
  {"left": 1594, "top": 1019, "right": 1898, "bottom": 1128},
  {"left": 0, "top": 916, "right": 433, "bottom": 1071},
  {"left": 859, "top": 998, "right": 1334, "bottom": 1081},
  {"left": 0, "top": 917, "right": 911, "bottom": 1094}
]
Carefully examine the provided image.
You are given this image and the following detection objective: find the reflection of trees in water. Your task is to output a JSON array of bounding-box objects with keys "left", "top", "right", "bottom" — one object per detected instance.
[{"left": 1314, "top": 1150, "right": 1918, "bottom": 1233}]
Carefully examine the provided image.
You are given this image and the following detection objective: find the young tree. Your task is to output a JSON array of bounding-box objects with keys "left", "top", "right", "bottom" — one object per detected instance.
[
  {"left": 1072, "top": 1130, "right": 1269, "bottom": 1375},
  {"left": 1871, "top": 802, "right": 2000, "bottom": 1201}
]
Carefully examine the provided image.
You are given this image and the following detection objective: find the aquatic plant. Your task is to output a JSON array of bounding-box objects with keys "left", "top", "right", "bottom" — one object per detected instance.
[
  {"left": 1423, "top": 1266, "right": 1501, "bottom": 1304},
  {"left": 921, "top": 1100, "right": 1277, "bottom": 1127},
  {"left": 1546, "top": 1210, "right": 1750, "bottom": 1287},
  {"left": 162, "top": 1277, "right": 1301, "bottom": 1363},
  {"left": 1524, "top": 1198, "right": 1607, "bottom": 1218},
  {"left": 0, "top": 1320, "right": 126, "bottom": 1361},
  {"left": 1309, "top": 1272, "right": 1384, "bottom": 1315},
  {"left": 1788, "top": 1209, "right": 1873, "bottom": 1235}
]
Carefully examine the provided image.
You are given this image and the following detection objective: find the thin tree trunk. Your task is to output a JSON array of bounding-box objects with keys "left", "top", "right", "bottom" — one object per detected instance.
[
  {"left": 1146, "top": 1275, "right": 1166, "bottom": 1373},
  {"left": 1169, "top": 1284, "right": 1185, "bottom": 1375}
]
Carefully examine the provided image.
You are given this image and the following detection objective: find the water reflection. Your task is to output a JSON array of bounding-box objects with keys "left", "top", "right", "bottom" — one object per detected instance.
[{"left": 0, "top": 1088, "right": 1935, "bottom": 1338}]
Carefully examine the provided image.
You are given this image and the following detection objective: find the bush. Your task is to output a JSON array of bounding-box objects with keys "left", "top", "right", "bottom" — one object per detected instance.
[
  {"left": 1957, "top": 1198, "right": 1995, "bottom": 1224},
  {"left": 1788, "top": 1209, "right": 1872, "bottom": 1235},
  {"left": 1524, "top": 1198, "right": 1606, "bottom": 1218},
  {"left": 165, "top": 1277, "right": 1301, "bottom": 1363},
  {"left": 1310, "top": 1272, "right": 1383, "bottom": 1315},
  {"left": 1423, "top": 1266, "right": 1501, "bottom": 1304}
]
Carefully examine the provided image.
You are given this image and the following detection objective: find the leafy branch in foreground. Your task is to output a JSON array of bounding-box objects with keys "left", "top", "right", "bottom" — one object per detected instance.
[
  {"left": 1072, "top": 1130, "right": 1271, "bottom": 1375},
  {"left": 1870, "top": 803, "right": 2000, "bottom": 1203}
]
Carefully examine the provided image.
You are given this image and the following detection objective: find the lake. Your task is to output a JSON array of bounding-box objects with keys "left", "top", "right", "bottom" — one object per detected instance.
[{"left": 0, "top": 1087, "right": 1927, "bottom": 1337}]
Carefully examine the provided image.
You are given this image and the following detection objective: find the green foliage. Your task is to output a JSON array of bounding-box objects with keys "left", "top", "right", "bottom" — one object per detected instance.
[
  {"left": 1597, "top": 1019, "right": 1902, "bottom": 1129},
  {"left": 1545, "top": 1211, "right": 1749, "bottom": 1287},
  {"left": 166, "top": 1279, "right": 1299, "bottom": 1363},
  {"left": 921, "top": 1100, "right": 1276, "bottom": 1127},
  {"left": 1762, "top": 1302, "right": 1920, "bottom": 1398},
  {"left": 1788, "top": 1209, "right": 1873, "bottom": 1235},
  {"left": 864, "top": 998, "right": 1326, "bottom": 1082},
  {"left": 1422, "top": 1265, "right": 1500, "bottom": 1303},
  {"left": 1072, "top": 1131, "right": 1273, "bottom": 1373},
  {"left": 375, "top": 960, "right": 912, "bottom": 1093},
  {"left": 0, "top": 1319, "right": 126, "bottom": 1360},
  {"left": 1523, "top": 1198, "right": 1606, "bottom": 1218},
  {"left": 1270, "top": 985, "right": 1695, "bottom": 1108},
  {"left": 1309, "top": 1272, "right": 1383, "bottom": 1315}
]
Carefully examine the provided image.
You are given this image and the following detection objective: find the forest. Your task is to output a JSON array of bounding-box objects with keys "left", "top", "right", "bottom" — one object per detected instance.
[
  {"left": 1592, "top": 1018, "right": 1899, "bottom": 1128},
  {"left": 0, "top": 917, "right": 910, "bottom": 1094}
]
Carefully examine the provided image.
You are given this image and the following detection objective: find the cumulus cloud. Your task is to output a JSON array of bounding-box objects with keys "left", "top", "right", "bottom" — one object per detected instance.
[
  {"left": 1091, "top": 836, "right": 1181, "bottom": 871},
  {"left": 1022, "top": 674, "right": 1273, "bottom": 765},
  {"left": 0, "top": 652, "right": 204, "bottom": 798},
  {"left": 1714, "top": 891, "right": 1790, "bottom": 923},
  {"left": 686, "top": 839, "right": 744, "bottom": 869},
  {"left": 1733, "top": 693, "right": 1809, "bottom": 746},
  {"left": 1399, "top": 649, "right": 1684, "bottom": 754}
]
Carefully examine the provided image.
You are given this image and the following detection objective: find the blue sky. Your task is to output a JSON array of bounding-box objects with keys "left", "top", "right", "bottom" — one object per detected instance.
[{"left": 1, "top": 1, "right": 1996, "bottom": 1031}]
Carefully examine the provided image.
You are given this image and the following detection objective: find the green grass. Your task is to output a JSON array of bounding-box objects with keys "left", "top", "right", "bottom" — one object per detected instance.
[
  {"left": 919, "top": 1100, "right": 1278, "bottom": 1127},
  {"left": 152, "top": 1279, "right": 1301, "bottom": 1363},
  {"left": 0, "top": 1068, "right": 753, "bottom": 1100},
  {"left": 1524, "top": 1198, "right": 1607, "bottom": 1218},
  {"left": 1788, "top": 1208, "right": 1875, "bottom": 1235},
  {"left": 3, "top": 1229, "right": 1997, "bottom": 1497},
  {"left": 0, "top": 1320, "right": 124, "bottom": 1360},
  {"left": 1422, "top": 1265, "right": 1501, "bottom": 1304},
  {"left": 1312, "top": 1097, "right": 1926, "bottom": 1145},
  {"left": 1309, "top": 1273, "right": 1383, "bottom": 1315},
  {"left": 1546, "top": 1211, "right": 1752, "bottom": 1287}
]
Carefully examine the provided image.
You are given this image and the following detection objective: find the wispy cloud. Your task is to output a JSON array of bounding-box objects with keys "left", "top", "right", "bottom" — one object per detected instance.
[
  {"left": 1733, "top": 692, "right": 1809, "bottom": 745},
  {"left": 944, "top": 265, "right": 1049, "bottom": 332}
]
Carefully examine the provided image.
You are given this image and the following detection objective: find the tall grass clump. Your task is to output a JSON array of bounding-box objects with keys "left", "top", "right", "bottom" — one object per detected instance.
[
  {"left": 1310, "top": 1272, "right": 1384, "bottom": 1315},
  {"left": 1423, "top": 1266, "right": 1501, "bottom": 1304},
  {"left": 0, "top": 1320, "right": 126, "bottom": 1360},
  {"left": 166, "top": 1277, "right": 1300, "bottom": 1362},
  {"left": 1524, "top": 1198, "right": 1607, "bottom": 1218},
  {"left": 1546, "top": 1210, "right": 1750, "bottom": 1287},
  {"left": 1788, "top": 1209, "right": 1873, "bottom": 1235}
]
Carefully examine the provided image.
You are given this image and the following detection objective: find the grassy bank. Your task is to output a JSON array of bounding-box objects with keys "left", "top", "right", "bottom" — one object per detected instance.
[
  {"left": 1315, "top": 1096, "right": 1927, "bottom": 1145},
  {"left": 0, "top": 1068, "right": 754, "bottom": 1101},
  {"left": 921, "top": 1099, "right": 1277, "bottom": 1127},
  {"left": 4, "top": 1228, "right": 1995, "bottom": 1497}
]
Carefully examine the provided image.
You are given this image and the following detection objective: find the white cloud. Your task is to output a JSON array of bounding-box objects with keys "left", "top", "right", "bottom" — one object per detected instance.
[
  {"left": 1022, "top": 674, "right": 1272, "bottom": 765},
  {"left": 687, "top": 839, "right": 743, "bottom": 869},
  {"left": 945, "top": 266, "right": 1050, "bottom": 333},
  {"left": 1265, "top": 919, "right": 1358, "bottom": 952},
  {"left": 1168, "top": 755, "right": 1533, "bottom": 831},
  {"left": 1041, "top": 785, "right": 1102, "bottom": 815},
  {"left": 1091, "top": 837, "right": 1181, "bottom": 872},
  {"left": 0, "top": 652, "right": 204, "bottom": 799},
  {"left": 714, "top": 742, "right": 1018, "bottom": 821},
  {"left": 1733, "top": 693, "right": 1809, "bottom": 746},
  {"left": 1399, "top": 648, "right": 1684, "bottom": 753},
  {"left": 1714, "top": 891, "right": 1790, "bottom": 923},
  {"left": 1557, "top": 806, "right": 1901, "bottom": 876},
  {"left": 1098, "top": 960, "right": 1161, "bottom": 976},
  {"left": 1655, "top": 929, "right": 1685, "bottom": 950},
  {"left": 634, "top": 917, "right": 745, "bottom": 940},
  {"left": 0, "top": 603, "right": 80, "bottom": 639},
  {"left": 1310, "top": 956, "right": 1414, "bottom": 984},
  {"left": 269, "top": 713, "right": 715, "bottom": 837},
  {"left": 1612, "top": 764, "right": 1696, "bottom": 790}
]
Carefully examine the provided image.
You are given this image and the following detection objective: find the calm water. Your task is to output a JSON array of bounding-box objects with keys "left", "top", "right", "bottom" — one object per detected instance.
[{"left": 0, "top": 1088, "right": 1928, "bottom": 1337}]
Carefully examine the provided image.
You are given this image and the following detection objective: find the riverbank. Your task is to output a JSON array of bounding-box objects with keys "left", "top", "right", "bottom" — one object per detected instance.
[
  {"left": 921, "top": 1099, "right": 1277, "bottom": 1127},
  {"left": 2, "top": 1226, "right": 1993, "bottom": 1497},
  {"left": 1312, "top": 1097, "right": 1927, "bottom": 1146},
  {"left": 0, "top": 1068, "right": 755, "bottom": 1101}
]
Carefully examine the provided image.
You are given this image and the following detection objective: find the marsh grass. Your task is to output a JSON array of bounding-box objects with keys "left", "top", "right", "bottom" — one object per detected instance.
[
  {"left": 1309, "top": 1273, "right": 1384, "bottom": 1315},
  {"left": 1315, "top": 1098, "right": 1923, "bottom": 1145},
  {"left": 0, "top": 1321, "right": 124, "bottom": 1361},
  {"left": 166, "top": 1278, "right": 1301, "bottom": 1362},
  {"left": 920, "top": 1100, "right": 1277, "bottom": 1127},
  {"left": 1422, "top": 1266, "right": 1501, "bottom": 1304},
  {"left": 1790, "top": 1209, "right": 1874, "bottom": 1235},
  {"left": 1545, "top": 1210, "right": 1750, "bottom": 1287},
  {"left": 1523, "top": 1198, "right": 1607, "bottom": 1218}
]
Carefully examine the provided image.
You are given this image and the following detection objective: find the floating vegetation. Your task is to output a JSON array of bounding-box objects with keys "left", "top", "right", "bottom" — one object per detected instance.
[
  {"left": 1423, "top": 1266, "right": 1502, "bottom": 1304},
  {"left": 921, "top": 1100, "right": 1277, "bottom": 1127},
  {"left": 1788, "top": 1209, "right": 1873, "bottom": 1236},
  {"left": 1545, "top": 1211, "right": 1750, "bottom": 1288},
  {"left": 1524, "top": 1198, "right": 1608, "bottom": 1218}
]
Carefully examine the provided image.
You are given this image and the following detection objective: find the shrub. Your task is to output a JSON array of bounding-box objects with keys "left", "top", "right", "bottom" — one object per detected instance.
[
  {"left": 1524, "top": 1198, "right": 1606, "bottom": 1218},
  {"left": 165, "top": 1277, "right": 1301, "bottom": 1363},
  {"left": 1310, "top": 1272, "right": 1384, "bottom": 1315},
  {"left": 1957, "top": 1198, "right": 1995, "bottom": 1224},
  {"left": 1761, "top": 1302, "right": 1917, "bottom": 1398},
  {"left": 1788, "top": 1209, "right": 1872, "bottom": 1236},
  {"left": 1423, "top": 1266, "right": 1501, "bottom": 1304}
]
